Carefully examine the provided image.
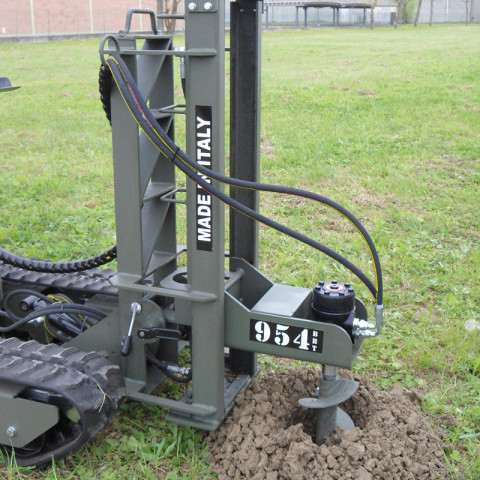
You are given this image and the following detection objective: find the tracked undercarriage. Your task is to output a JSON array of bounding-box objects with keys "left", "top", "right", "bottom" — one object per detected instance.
[
  {"left": 0, "top": 5, "right": 383, "bottom": 468},
  {"left": 0, "top": 337, "right": 124, "bottom": 466},
  {"left": 0, "top": 262, "right": 128, "bottom": 466}
]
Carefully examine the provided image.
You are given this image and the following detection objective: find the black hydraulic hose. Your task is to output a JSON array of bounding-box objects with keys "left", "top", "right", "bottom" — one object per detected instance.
[
  {"left": 43, "top": 317, "right": 74, "bottom": 342},
  {"left": 146, "top": 351, "right": 192, "bottom": 384},
  {"left": 4, "top": 288, "right": 53, "bottom": 322},
  {"left": 105, "top": 54, "right": 383, "bottom": 304},
  {"left": 1, "top": 288, "right": 103, "bottom": 340},
  {"left": 182, "top": 163, "right": 382, "bottom": 304},
  {"left": 174, "top": 154, "right": 377, "bottom": 297},
  {"left": 106, "top": 54, "right": 378, "bottom": 300},
  {"left": 3, "top": 288, "right": 97, "bottom": 325},
  {"left": 0, "top": 301, "right": 107, "bottom": 333}
]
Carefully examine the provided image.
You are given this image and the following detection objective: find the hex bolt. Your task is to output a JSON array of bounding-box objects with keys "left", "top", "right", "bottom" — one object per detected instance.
[
  {"left": 6, "top": 426, "right": 16, "bottom": 438},
  {"left": 188, "top": 2, "right": 197, "bottom": 11},
  {"left": 204, "top": 1, "right": 213, "bottom": 10}
]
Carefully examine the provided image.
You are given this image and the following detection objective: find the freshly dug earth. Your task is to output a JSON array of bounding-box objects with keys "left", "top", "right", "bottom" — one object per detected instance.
[{"left": 207, "top": 369, "right": 453, "bottom": 480}]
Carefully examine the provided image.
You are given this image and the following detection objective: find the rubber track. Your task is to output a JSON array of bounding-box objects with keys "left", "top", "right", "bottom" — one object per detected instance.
[
  {"left": 0, "top": 337, "right": 125, "bottom": 467},
  {"left": 0, "top": 263, "right": 118, "bottom": 296}
]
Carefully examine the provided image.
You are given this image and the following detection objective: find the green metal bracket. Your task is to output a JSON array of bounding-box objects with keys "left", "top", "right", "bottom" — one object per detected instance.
[
  {"left": 224, "top": 258, "right": 365, "bottom": 369},
  {"left": 0, "top": 381, "right": 59, "bottom": 448}
]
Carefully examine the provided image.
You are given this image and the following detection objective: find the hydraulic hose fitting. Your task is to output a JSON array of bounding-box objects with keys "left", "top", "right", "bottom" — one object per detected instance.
[
  {"left": 166, "top": 365, "right": 192, "bottom": 377},
  {"left": 352, "top": 304, "right": 384, "bottom": 337},
  {"left": 374, "top": 304, "right": 384, "bottom": 334},
  {"left": 178, "top": 48, "right": 186, "bottom": 80}
]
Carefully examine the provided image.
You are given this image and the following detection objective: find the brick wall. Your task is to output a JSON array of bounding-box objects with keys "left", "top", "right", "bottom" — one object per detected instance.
[{"left": 0, "top": 0, "right": 163, "bottom": 36}]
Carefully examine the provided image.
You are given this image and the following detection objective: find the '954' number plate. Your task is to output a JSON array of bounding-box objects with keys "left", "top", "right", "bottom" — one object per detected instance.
[{"left": 249, "top": 319, "right": 324, "bottom": 353}]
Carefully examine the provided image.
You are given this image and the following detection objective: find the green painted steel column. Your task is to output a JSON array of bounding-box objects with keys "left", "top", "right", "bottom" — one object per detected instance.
[
  {"left": 229, "top": 0, "right": 261, "bottom": 375},
  {"left": 185, "top": 0, "right": 226, "bottom": 427}
]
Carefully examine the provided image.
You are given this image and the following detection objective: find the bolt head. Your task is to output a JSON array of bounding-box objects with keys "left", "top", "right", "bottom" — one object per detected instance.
[
  {"left": 188, "top": 2, "right": 197, "bottom": 11},
  {"left": 204, "top": 1, "right": 213, "bottom": 10},
  {"left": 131, "top": 302, "right": 142, "bottom": 314},
  {"left": 6, "top": 426, "right": 16, "bottom": 438}
]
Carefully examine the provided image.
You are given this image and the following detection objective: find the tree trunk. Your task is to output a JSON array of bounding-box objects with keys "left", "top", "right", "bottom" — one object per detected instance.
[
  {"left": 164, "top": 0, "right": 181, "bottom": 34},
  {"left": 414, "top": 0, "right": 423, "bottom": 25},
  {"left": 157, "top": 0, "right": 164, "bottom": 32},
  {"left": 465, "top": 0, "right": 469, "bottom": 25},
  {"left": 429, "top": 0, "right": 433, "bottom": 25},
  {"left": 370, "top": 3, "right": 375, "bottom": 29}
]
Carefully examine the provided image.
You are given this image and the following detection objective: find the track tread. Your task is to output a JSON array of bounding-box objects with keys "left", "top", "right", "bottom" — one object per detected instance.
[
  {"left": 0, "top": 337, "right": 125, "bottom": 467},
  {"left": 0, "top": 263, "right": 118, "bottom": 296}
]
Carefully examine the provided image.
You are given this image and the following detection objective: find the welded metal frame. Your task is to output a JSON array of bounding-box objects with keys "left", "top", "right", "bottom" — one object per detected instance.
[
  {"left": 80, "top": 4, "right": 367, "bottom": 431},
  {"left": 0, "top": 5, "right": 374, "bottom": 460}
]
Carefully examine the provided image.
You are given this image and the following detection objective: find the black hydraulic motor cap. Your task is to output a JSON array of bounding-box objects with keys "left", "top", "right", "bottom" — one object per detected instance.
[{"left": 311, "top": 280, "right": 355, "bottom": 325}]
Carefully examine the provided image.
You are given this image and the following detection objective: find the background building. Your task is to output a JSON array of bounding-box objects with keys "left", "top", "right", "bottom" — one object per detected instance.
[
  {"left": 0, "top": 0, "right": 159, "bottom": 37},
  {"left": 0, "top": 0, "right": 475, "bottom": 39}
]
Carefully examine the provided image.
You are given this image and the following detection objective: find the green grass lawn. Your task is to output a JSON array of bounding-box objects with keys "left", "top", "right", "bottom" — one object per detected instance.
[{"left": 0, "top": 23, "right": 479, "bottom": 479}]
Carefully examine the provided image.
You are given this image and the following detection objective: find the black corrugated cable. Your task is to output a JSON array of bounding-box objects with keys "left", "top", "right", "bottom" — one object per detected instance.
[{"left": 0, "top": 245, "right": 117, "bottom": 274}]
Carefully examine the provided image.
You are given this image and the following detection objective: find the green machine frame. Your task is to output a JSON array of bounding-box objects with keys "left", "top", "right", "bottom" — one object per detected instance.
[
  {"left": 69, "top": 3, "right": 377, "bottom": 432},
  {"left": 0, "top": 1, "right": 385, "bottom": 464}
]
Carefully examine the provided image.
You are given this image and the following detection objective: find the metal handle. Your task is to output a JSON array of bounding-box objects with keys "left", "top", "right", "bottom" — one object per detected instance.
[
  {"left": 121, "top": 8, "right": 159, "bottom": 35},
  {"left": 99, "top": 34, "right": 121, "bottom": 66},
  {"left": 121, "top": 302, "right": 142, "bottom": 356}
]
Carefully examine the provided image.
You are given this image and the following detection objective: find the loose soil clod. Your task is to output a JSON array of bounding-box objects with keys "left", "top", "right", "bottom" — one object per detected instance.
[{"left": 207, "top": 369, "right": 451, "bottom": 480}]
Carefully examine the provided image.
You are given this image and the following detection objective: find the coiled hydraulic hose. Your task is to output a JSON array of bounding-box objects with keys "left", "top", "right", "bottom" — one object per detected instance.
[{"left": 104, "top": 54, "right": 383, "bottom": 305}]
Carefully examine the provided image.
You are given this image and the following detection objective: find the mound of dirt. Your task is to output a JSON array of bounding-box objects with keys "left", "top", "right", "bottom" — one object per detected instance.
[{"left": 207, "top": 369, "right": 452, "bottom": 480}]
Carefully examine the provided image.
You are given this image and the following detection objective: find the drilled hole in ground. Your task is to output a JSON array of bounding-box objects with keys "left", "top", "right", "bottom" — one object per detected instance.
[{"left": 207, "top": 369, "right": 453, "bottom": 480}]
